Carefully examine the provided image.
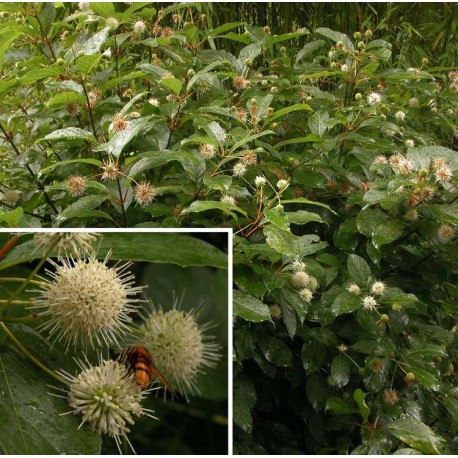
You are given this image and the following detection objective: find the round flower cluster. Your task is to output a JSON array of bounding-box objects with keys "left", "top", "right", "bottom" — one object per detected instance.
[
  {"left": 34, "top": 232, "right": 99, "bottom": 257},
  {"left": 135, "top": 303, "right": 221, "bottom": 398},
  {"left": 290, "top": 264, "right": 319, "bottom": 303},
  {"left": 58, "top": 357, "right": 155, "bottom": 454},
  {"left": 32, "top": 253, "right": 143, "bottom": 350}
]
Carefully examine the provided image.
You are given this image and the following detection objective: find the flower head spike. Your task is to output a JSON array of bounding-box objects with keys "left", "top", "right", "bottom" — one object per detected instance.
[
  {"left": 371, "top": 281, "right": 386, "bottom": 295},
  {"left": 134, "top": 182, "right": 157, "bottom": 205},
  {"left": 367, "top": 92, "right": 382, "bottom": 105},
  {"left": 66, "top": 175, "right": 87, "bottom": 196},
  {"left": 292, "top": 271, "right": 310, "bottom": 288},
  {"left": 199, "top": 143, "right": 216, "bottom": 160},
  {"left": 134, "top": 301, "right": 221, "bottom": 398},
  {"left": 34, "top": 233, "right": 100, "bottom": 257},
  {"left": 362, "top": 295, "right": 378, "bottom": 311},
  {"left": 31, "top": 253, "right": 144, "bottom": 350},
  {"left": 56, "top": 356, "right": 156, "bottom": 454},
  {"left": 347, "top": 284, "right": 361, "bottom": 295},
  {"left": 101, "top": 160, "right": 119, "bottom": 181},
  {"left": 233, "top": 161, "right": 247, "bottom": 177}
]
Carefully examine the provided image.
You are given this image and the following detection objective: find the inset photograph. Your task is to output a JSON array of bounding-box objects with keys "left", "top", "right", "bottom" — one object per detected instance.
[{"left": 0, "top": 230, "right": 229, "bottom": 455}]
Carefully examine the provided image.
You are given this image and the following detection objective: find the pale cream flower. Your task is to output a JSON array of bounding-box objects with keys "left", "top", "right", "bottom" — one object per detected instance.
[
  {"left": 362, "top": 295, "right": 378, "bottom": 310},
  {"left": 371, "top": 281, "right": 386, "bottom": 295},
  {"left": 31, "top": 254, "right": 143, "bottom": 350},
  {"left": 57, "top": 357, "right": 156, "bottom": 454},
  {"left": 134, "top": 182, "right": 157, "bottom": 205},
  {"left": 34, "top": 233, "right": 99, "bottom": 257},
  {"left": 135, "top": 303, "right": 221, "bottom": 398}
]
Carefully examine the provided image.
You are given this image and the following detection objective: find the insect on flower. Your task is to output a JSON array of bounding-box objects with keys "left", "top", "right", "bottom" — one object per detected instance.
[{"left": 120, "top": 346, "right": 172, "bottom": 392}]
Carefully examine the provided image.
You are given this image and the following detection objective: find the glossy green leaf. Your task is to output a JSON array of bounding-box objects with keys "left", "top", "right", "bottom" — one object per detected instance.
[
  {"left": 41, "top": 128, "right": 96, "bottom": 144},
  {"left": 233, "top": 375, "right": 256, "bottom": 433},
  {"left": 0, "top": 340, "right": 101, "bottom": 454},
  {"left": 233, "top": 290, "right": 271, "bottom": 323},
  {"left": 331, "top": 354, "right": 350, "bottom": 387},
  {"left": 354, "top": 389, "right": 370, "bottom": 422},
  {"left": 264, "top": 103, "right": 312, "bottom": 126},
  {"left": 347, "top": 254, "right": 372, "bottom": 285},
  {"left": 387, "top": 418, "right": 445, "bottom": 454},
  {"left": 325, "top": 397, "right": 358, "bottom": 415},
  {"left": 331, "top": 291, "right": 362, "bottom": 316}
]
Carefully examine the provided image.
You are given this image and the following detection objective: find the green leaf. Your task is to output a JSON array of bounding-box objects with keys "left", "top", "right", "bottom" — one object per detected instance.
[
  {"left": 40, "top": 158, "right": 101, "bottom": 175},
  {"left": 41, "top": 128, "right": 96, "bottom": 144},
  {"left": 20, "top": 67, "right": 62, "bottom": 85},
  {"left": 265, "top": 28, "right": 309, "bottom": 47},
  {"left": 102, "top": 117, "right": 152, "bottom": 157},
  {"left": 97, "top": 233, "right": 228, "bottom": 269},
  {"left": 282, "top": 197, "right": 336, "bottom": 213},
  {"left": 282, "top": 288, "right": 308, "bottom": 322},
  {"left": 0, "top": 208, "right": 24, "bottom": 228},
  {"left": 331, "top": 354, "right": 350, "bottom": 387},
  {"left": 331, "top": 291, "right": 362, "bottom": 316},
  {"left": 264, "top": 103, "right": 312, "bottom": 126},
  {"left": 160, "top": 77, "right": 183, "bottom": 95},
  {"left": 186, "top": 60, "right": 228, "bottom": 91},
  {"left": 315, "top": 27, "right": 354, "bottom": 50},
  {"left": 229, "top": 130, "right": 276, "bottom": 153},
  {"left": 89, "top": 2, "right": 115, "bottom": 18},
  {"left": 286, "top": 210, "right": 323, "bottom": 225},
  {"left": 429, "top": 202, "right": 458, "bottom": 225},
  {"left": 233, "top": 290, "right": 271, "bottom": 323},
  {"left": 308, "top": 111, "right": 329, "bottom": 137},
  {"left": 80, "top": 27, "right": 110, "bottom": 55},
  {"left": 354, "top": 389, "right": 370, "bottom": 422},
  {"left": 181, "top": 200, "right": 247, "bottom": 220},
  {"left": 274, "top": 134, "right": 322, "bottom": 150},
  {"left": 357, "top": 208, "right": 404, "bottom": 248},
  {"left": 0, "top": 342, "right": 101, "bottom": 453},
  {"left": 325, "top": 397, "right": 358, "bottom": 415},
  {"left": 233, "top": 375, "right": 256, "bottom": 433},
  {"left": 386, "top": 418, "right": 445, "bottom": 454},
  {"left": 258, "top": 335, "right": 293, "bottom": 367},
  {"left": 76, "top": 54, "right": 101, "bottom": 74},
  {"left": 264, "top": 226, "right": 327, "bottom": 257},
  {"left": 263, "top": 208, "right": 290, "bottom": 230},
  {"left": 55, "top": 195, "right": 108, "bottom": 225},
  {"left": 48, "top": 91, "right": 87, "bottom": 108},
  {"left": 347, "top": 254, "right": 372, "bottom": 285}
]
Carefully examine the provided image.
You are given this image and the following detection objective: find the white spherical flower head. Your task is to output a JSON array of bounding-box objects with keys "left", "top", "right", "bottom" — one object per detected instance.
[
  {"left": 371, "top": 281, "right": 386, "bottom": 295},
  {"left": 292, "top": 271, "right": 310, "bottom": 288},
  {"left": 367, "top": 92, "right": 382, "bottom": 105},
  {"left": 57, "top": 357, "right": 155, "bottom": 454},
  {"left": 255, "top": 175, "right": 266, "bottom": 187},
  {"left": 347, "top": 284, "right": 361, "bottom": 295},
  {"left": 291, "top": 259, "right": 306, "bottom": 273},
  {"left": 395, "top": 110, "right": 406, "bottom": 122},
  {"left": 233, "top": 161, "right": 247, "bottom": 177},
  {"left": 148, "top": 97, "right": 160, "bottom": 107},
  {"left": 134, "top": 20, "right": 146, "bottom": 35},
  {"left": 362, "top": 295, "right": 378, "bottom": 310},
  {"left": 276, "top": 179, "right": 289, "bottom": 190},
  {"left": 34, "top": 233, "right": 99, "bottom": 257},
  {"left": 32, "top": 253, "right": 143, "bottom": 350},
  {"left": 136, "top": 304, "right": 221, "bottom": 398},
  {"left": 299, "top": 288, "right": 313, "bottom": 303},
  {"left": 221, "top": 194, "right": 236, "bottom": 206},
  {"left": 3, "top": 189, "right": 20, "bottom": 205},
  {"left": 307, "top": 276, "right": 319, "bottom": 293},
  {"left": 405, "top": 139, "right": 415, "bottom": 148}
]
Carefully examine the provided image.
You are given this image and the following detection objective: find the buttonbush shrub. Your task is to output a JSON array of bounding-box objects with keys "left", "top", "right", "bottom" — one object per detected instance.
[{"left": 0, "top": 3, "right": 457, "bottom": 454}]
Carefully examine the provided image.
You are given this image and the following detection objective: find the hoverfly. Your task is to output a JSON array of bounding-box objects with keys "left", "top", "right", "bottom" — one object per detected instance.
[{"left": 120, "top": 346, "right": 171, "bottom": 392}]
